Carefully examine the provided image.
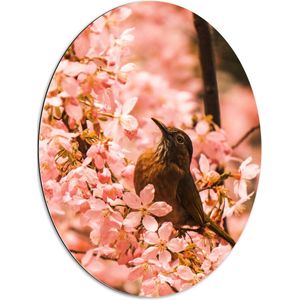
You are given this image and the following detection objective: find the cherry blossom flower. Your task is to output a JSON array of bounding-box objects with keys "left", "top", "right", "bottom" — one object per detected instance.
[
  {"left": 193, "top": 154, "right": 221, "bottom": 187},
  {"left": 120, "top": 164, "right": 135, "bottom": 189},
  {"left": 195, "top": 119, "right": 210, "bottom": 136},
  {"left": 117, "top": 63, "right": 136, "bottom": 84},
  {"left": 116, "top": 27, "right": 135, "bottom": 46},
  {"left": 140, "top": 276, "right": 175, "bottom": 297},
  {"left": 202, "top": 129, "right": 232, "bottom": 164},
  {"left": 143, "top": 222, "right": 186, "bottom": 268},
  {"left": 224, "top": 192, "right": 254, "bottom": 218},
  {"left": 97, "top": 167, "right": 111, "bottom": 184},
  {"left": 60, "top": 61, "right": 97, "bottom": 77},
  {"left": 84, "top": 141, "right": 126, "bottom": 174},
  {"left": 233, "top": 156, "right": 260, "bottom": 198},
  {"left": 201, "top": 244, "right": 231, "bottom": 275},
  {"left": 102, "top": 97, "right": 139, "bottom": 142},
  {"left": 123, "top": 185, "right": 172, "bottom": 231}
]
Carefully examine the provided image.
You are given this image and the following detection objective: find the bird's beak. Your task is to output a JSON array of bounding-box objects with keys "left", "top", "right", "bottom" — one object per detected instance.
[{"left": 151, "top": 118, "right": 170, "bottom": 139}]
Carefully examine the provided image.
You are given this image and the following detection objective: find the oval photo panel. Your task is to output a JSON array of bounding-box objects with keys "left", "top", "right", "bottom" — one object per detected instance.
[{"left": 39, "top": 1, "right": 261, "bottom": 297}]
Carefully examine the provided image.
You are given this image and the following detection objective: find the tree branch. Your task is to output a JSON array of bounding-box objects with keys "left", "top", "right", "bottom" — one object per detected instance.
[
  {"left": 193, "top": 14, "right": 221, "bottom": 126},
  {"left": 70, "top": 249, "right": 116, "bottom": 261},
  {"left": 232, "top": 125, "right": 260, "bottom": 149}
]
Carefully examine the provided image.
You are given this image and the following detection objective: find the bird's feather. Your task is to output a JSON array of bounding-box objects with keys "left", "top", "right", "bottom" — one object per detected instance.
[
  {"left": 177, "top": 172, "right": 205, "bottom": 226},
  {"left": 177, "top": 172, "right": 235, "bottom": 247}
]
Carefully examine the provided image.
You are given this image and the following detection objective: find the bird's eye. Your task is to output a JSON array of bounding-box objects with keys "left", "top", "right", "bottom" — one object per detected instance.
[{"left": 176, "top": 134, "right": 184, "bottom": 144}]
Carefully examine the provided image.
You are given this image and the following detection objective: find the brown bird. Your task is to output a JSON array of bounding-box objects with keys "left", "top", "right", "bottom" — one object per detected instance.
[{"left": 134, "top": 118, "right": 235, "bottom": 247}]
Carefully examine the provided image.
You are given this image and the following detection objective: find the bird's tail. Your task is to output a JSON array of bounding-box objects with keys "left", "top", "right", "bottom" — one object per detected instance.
[{"left": 205, "top": 215, "right": 236, "bottom": 247}]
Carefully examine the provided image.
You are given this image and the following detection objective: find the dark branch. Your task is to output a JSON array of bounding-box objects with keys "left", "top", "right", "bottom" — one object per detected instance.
[
  {"left": 70, "top": 249, "right": 88, "bottom": 255},
  {"left": 167, "top": 282, "right": 179, "bottom": 293},
  {"left": 232, "top": 125, "right": 260, "bottom": 149},
  {"left": 193, "top": 14, "right": 221, "bottom": 126},
  {"left": 70, "top": 249, "right": 115, "bottom": 261}
]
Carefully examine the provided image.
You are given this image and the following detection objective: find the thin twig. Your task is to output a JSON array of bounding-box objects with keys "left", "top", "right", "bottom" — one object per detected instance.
[
  {"left": 70, "top": 249, "right": 115, "bottom": 261},
  {"left": 167, "top": 282, "right": 179, "bottom": 293},
  {"left": 193, "top": 14, "right": 221, "bottom": 126},
  {"left": 70, "top": 249, "right": 89, "bottom": 255},
  {"left": 232, "top": 125, "right": 260, "bottom": 149}
]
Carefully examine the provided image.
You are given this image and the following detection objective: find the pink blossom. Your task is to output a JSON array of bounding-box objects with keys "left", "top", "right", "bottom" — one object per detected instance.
[
  {"left": 93, "top": 72, "right": 115, "bottom": 95},
  {"left": 120, "top": 164, "right": 135, "bottom": 189},
  {"left": 110, "top": 7, "right": 132, "bottom": 22},
  {"left": 61, "top": 76, "right": 80, "bottom": 97},
  {"left": 194, "top": 154, "right": 221, "bottom": 186},
  {"left": 209, "top": 244, "right": 231, "bottom": 264},
  {"left": 225, "top": 192, "right": 254, "bottom": 218},
  {"left": 85, "top": 144, "right": 107, "bottom": 170},
  {"left": 200, "top": 244, "right": 231, "bottom": 275},
  {"left": 195, "top": 119, "right": 210, "bottom": 136},
  {"left": 116, "top": 28, "right": 135, "bottom": 46},
  {"left": 97, "top": 167, "right": 111, "bottom": 184},
  {"left": 239, "top": 156, "right": 260, "bottom": 180},
  {"left": 177, "top": 265, "right": 195, "bottom": 281},
  {"left": 123, "top": 185, "right": 172, "bottom": 231},
  {"left": 202, "top": 129, "right": 232, "bottom": 164},
  {"left": 119, "top": 97, "right": 138, "bottom": 131},
  {"left": 46, "top": 96, "right": 62, "bottom": 107},
  {"left": 73, "top": 30, "right": 90, "bottom": 58},
  {"left": 140, "top": 276, "right": 174, "bottom": 297},
  {"left": 102, "top": 97, "right": 139, "bottom": 142},
  {"left": 93, "top": 182, "right": 124, "bottom": 201},
  {"left": 62, "top": 61, "right": 97, "bottom": 77},
  {"left": 233, "top": 156, "right": 260, "bottom": 198},
  {"left": 85, "top": 141, "right": 125, "bottom": 176},
  {"left": 143, "top": 222, "right": 186, "bottom": 268},
  {"left": 64, "top": 98, "right": 83, "bottom": 121}
]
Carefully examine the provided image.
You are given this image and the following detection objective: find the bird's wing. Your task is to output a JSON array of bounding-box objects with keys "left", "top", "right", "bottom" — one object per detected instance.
[
  {"left": 177, "top": 173, "right": 236, "bottom": 247},
  {"left": 176, "top": 172, "right": 205, "bottom": 226}
]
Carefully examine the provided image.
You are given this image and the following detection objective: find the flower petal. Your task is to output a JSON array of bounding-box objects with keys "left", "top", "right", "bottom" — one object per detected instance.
[
  {"left": 113, "top": 7, "right": 132, "bottom": 22},
  {"left": 47, "top": 96, "right": 62, "bottom": 107},
  {"left": 167, "top": 238, "right": 186, "bottom": 253},
  {"left": 195, "top": 120, "right": 209, "bottom": 135},
  {"left": 81, "top": 249, "right": 95, "bottom": 267},
  {"left": 236, "top": 179, "right": 248, "bottom": 198},
  {"left": 243, "top": 163, "right": 260, "bottom": 180},
  {"left": 141, "top": 278, "right": 156, "bottom": 296},
  {"left": 142, "top": 215, "right": 158, "bottom": 232},
  {"left": 120, "top": 114, "right": 138, "bottom": 131},
  {"left": 120, "top": 63, "right": 136, "bottom": 73},
  {"left": 206, "top": 131, "right": 226, "bottom": 142},
  {"left": 61, "top": 76, "right": 80, "bottom": 97},
  {"left": 209, "top": 244, "right": 231, "bottom": 263},
  {"left": 140, "top": 184, "right": 155, "bottom": 206},
  {"left": 122, "top": 96, "right": 138, "bottom": 114},
  {"left": 128, "top": 265, "right": 144, "bottom": 281},
  {"left": 199, "top": 154, "right": 210, "bottom": 174},
  {"left": 177, "top": 266, "right": 195, "bottom": 281},
  {"left": 123, "top": 211, "right": 142, "bottom": 228},
  {"left": 159, "top": 250, "right": 171, "bottom": 267},
  {"left": 142, "top": 246, "right": 159, "bottom": 259},
  {"left": 240, "top": 156, "right": 253, "bottom": 171},
  {"left": 94, "top": 155, "right": 104, "bottom": 169},
  {"left": 148, "top": 201, "right": 172, "bottom": 217},
  {"left": 158, "top": 222, "right": 173, "bottom": 241},
  {"left": 144, "top": 231, "right": 159, "bottom": 244},
  {"left": 65, "top": 98, "right": 83, "bottom": 121},
  {"left": 123, "top": 192, "right": 142, "bottom": 209}
]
